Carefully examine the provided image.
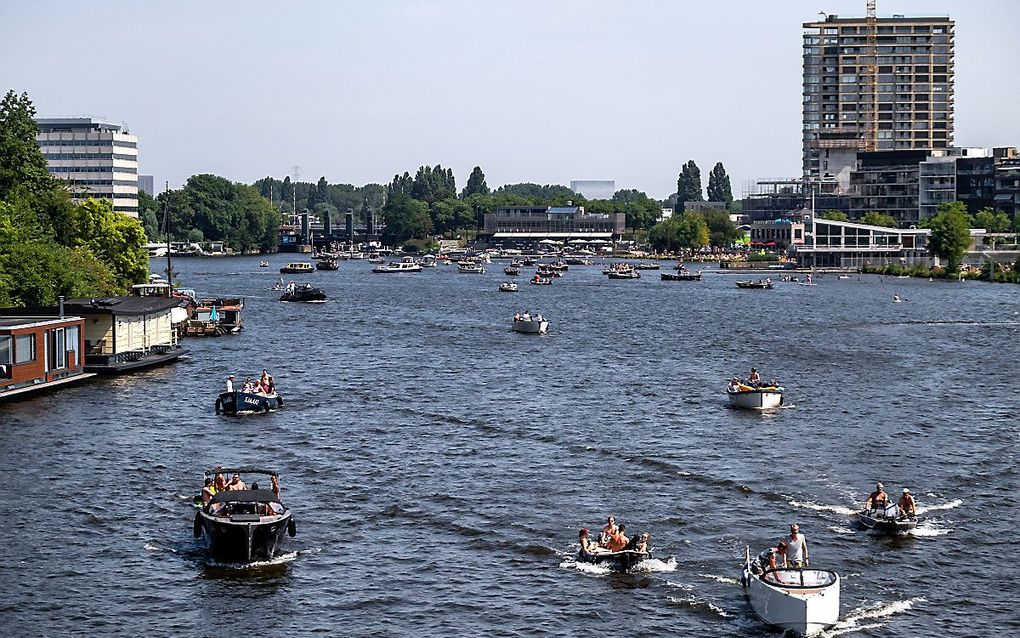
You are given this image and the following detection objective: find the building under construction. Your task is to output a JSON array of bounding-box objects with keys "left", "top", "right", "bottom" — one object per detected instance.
[{"left": 802, "top": 6, "right": 955, "bottom": 188}]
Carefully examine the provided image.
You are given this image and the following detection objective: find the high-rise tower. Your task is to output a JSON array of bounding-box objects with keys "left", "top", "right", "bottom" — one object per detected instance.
[{"left": 802, "top": 11, "right": 954, "bottom": 187}]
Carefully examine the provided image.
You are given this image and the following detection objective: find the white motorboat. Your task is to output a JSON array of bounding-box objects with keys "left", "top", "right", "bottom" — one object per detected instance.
[
  {"left": 499, "top": 282, "right": 518, "bottom": 292},
  {"left": 373, "top": 257, "right": 423, "bottom": 273},
  {"left": 741, "top": 547, "right": 840, "bottom": 636},
  {"left": 511, "top": 315, "right": 549, "bottom": 334},
  {"left": 837, "top": 275, "right": 850, "bottom": 280},
  {"left": 727, "top": 382, "right": 785, "bottom": 410},
  {"left": 458, "top": 263, "right": 485, "bottom": 274},
  {"left": 892, "top": 295, "right": 903, "bottom": 303}
]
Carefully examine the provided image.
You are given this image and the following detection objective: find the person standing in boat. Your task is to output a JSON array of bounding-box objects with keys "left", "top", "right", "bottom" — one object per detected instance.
[
  {"left": 600, "top": 516, "right": 618, "bottom": 547},
  {"left": 749, "top": 368, "right": 761, "bottom": 386},
  {"left": 201, "top": 478, "right": 216, "bottom": 507},
  {"left": 897, "top": 488, "right": 916, "bottom": 518},
  {"left": 784, "top": 524, "right": 808, "bottom": 567},
  {"left": 864, "top": 482, "right": 889, "bottom": 511},
  {"left": 271, "top": 474, "right": 281, "bottom": 499},
  {"left": 214, "top": 470, "right": 227, "bottom": 493},
  {"left": 225, "top": 374, "right": 235, "bottom": 393}
]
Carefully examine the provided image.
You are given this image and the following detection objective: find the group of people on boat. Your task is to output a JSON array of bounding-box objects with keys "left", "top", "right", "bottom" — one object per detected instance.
[
  {"left": 749, "top": 523, "right": 810, "bottom": 575},
  {"left": 201, "top": 470, "right": 281, "bottom": 506},
  {"left": 513, "top": 311, "right": 545, "bottom": 323},
  {"left": 578, "top": 515, "right": 650, "bottom": 556},
  {"left": 727, "top": 367, "right": 779, "bottom": 391},
  {"left": 864, "top": 482, "right": 916, "bottom": 518},
  {"left": 225, "top": 369, "right": 277, "bottom": 396}
]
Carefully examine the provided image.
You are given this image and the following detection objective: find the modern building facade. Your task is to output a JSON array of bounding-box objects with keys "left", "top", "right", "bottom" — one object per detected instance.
[
  {"left": 570, "top": 180, "right": 615, "bottom": 200},
  {"left": 35, "top": 118, "right": 139, "bottom": 217},
  {"left": 483, "top": 205, "right": 625, "bottom": 243},
  {"left": 139, "top": 174, "right": 154, "bottom": 197},
  {"left": 802, "top": 13, "right": 955, "bottom": 184},
  {"left": 849, "top": 150, "right": 929, "bottom": 225},
  {"left": 749, "top": 220, "right": 806, "bottom": 249},
  {"left": 995, "top": 160, "right": 1020, "bottom": 221},
  {"left": 918, "top": 148, "right": 996, "bottom": 221},
  {"left": 795, "top": 215, "right": 930, "bottom": 268}
]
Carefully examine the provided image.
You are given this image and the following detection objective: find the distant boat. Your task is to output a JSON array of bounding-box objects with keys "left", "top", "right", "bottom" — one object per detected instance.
[
  {"left": 280, "top": 262, "right": 314, "bottom": 274},
  {"left": 892, "top": 294, "right": 903, "bottom": 303},
  {"left": 736, "top": 280, "right": 773, "bottom": 289},
  {"left": 511, "top": 315, "right": 549, "bottom": 334},
  {"left": 727, "top": 381, "right": 784, "bottom": 410},
  {"left": 259, "top": 261, "right": 269, "bottom": 268},
  {"left": 315, "top": 259, "right": 340, "bottom": 271},
  {"left": 280, "top": 283, "right": 327, "bottom": 303},
  {"left": 498, "top": 282, "right": 518, "bottom": 292},
  {"left": 662, "top": 269, "right": 702, "bottom": 281},
  {"left": 857, "top": 504, "right": 919, "bottom": 534},
  {"left": 373, "top": 257, "right": 422, "bottom": 273},
  {"left": 458, "top": 263, "right": 485, "bottom": 274},
  {"left": 504, "top": 266, "right": 520, "bottom": 276}
]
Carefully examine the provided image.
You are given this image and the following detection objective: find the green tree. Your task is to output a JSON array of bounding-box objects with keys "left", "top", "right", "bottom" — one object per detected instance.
[
  {"left": 648, "top": 212, "right": 709, "bottom": 252},
  {"left": 926, "top": 201, "right": 972, "bottom": 273},
  {"left": 381, "top": 194, "right": 432, "bottom": 246},
  {"left": 67, "top": 198, "right": 150, "bottom": 289},
  {"left": 676, "top": 160, "right": 703, "bottom": 208},
  {"left": 706, "top": 162, "right": 733, "bottom": 204},
  {"left": 820, "top": 210, "right": 849, "bottom": 222},
  {"left": 461, "top": 166, "right": 490, "bottom": 198},
  {"left": 971, "top": 207, "right": 1010, "bottom": 233},
  {"left": 0, "top": 90, "right": 54, "bottom": 200},
  {"left": 859, "top": 211, "right": 897, "bottom": 227},
  {"left": 701, "top": 208, "right": 740, "bottom": 247},
  {"left": 138, "top": 189, "right": 161, "bottom": 240}
]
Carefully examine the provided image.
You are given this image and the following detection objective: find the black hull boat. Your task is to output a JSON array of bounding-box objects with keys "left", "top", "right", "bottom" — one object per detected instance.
[
  {"left": 736, "top": 280, "right": 773, "bottom": 289},
  {"left": 315, "top": 260, "right": 339, "bottom": 271},
  {"left": 662, "top": 271, "right": 702, "bottom": 281},
  {"left": 194, "top": 470, "right": 295, "bottom": 563},
  {"left": 216, "top": 391, "right": 284, "bottom": 415},
  {"left": 577, "top": 548, "right": 651, "bottom": 572},
  {"left": 280, "top": 284, "right": 327, "bottom": 302},
  {"left": 857, "top": 509, "right": 918, "bottom": 534}
]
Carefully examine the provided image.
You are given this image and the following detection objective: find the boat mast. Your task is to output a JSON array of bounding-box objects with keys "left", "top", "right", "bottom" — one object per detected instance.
[{"left": 164, "top": 180, "right": 173, "bottom": 296}]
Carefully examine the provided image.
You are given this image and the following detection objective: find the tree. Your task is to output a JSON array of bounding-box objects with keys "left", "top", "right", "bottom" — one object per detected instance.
[
  {"left": 820, "top": 210, "right": 848, "bottom": 222},
  {"left": 648, "top": 212, "right": 709, "bottom": 252},
  {"left": 461, "top": 166, "right": 489, "bottom": 198},
  {"left": 0, "top": 90, "right": 54, "bottom": 200},
  {"left": 706, "top": 162, "right": 733, "bottom": 204},
  {"left": 859, "top": 211, "right": 897, "bottom": 227},
  {"left": 409, "top": 164, "right": 456, "bottom": 204},
  {"left": 138, "top": 189, "right": 161, "bottom": 240},
  {"left": 971, "top": 207, "right": 1010, "bottom": 233},
  {"left": 67, "top": 198, "right": 150, "bottom": 289},
  {"left": 701, "top": 208, "right": 740, "bottom": 248},
  {"left": 676, "top": 160, "right": 703, "bottom": 209},
  {"left": 926, "top": 201, "right": 972, "bottom": 273},
  {"left": 381, "top": 194, "right": 432, "bottom": 246}
]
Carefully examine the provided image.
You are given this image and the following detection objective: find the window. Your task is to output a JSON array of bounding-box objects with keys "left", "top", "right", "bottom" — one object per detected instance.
[
  {"left": 15, "top": 334, "right": 35, "bottom": 364},
  {"left": 66, "top": 326, "right": 80, "bottom": 365},
  {"left": 0, "top": 335, "right": 10, "bottom": 365},
  {"left": 53, "top": 328, "right": 66, "bottom": 370}
]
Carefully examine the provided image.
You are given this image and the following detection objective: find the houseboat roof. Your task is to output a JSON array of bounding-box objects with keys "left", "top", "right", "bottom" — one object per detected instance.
[
  {"left": 0, "top": 316, "right": 84, "bottom": 330},
  {"left": 3, "top": 297, "right": 184, "bottom": 318}
]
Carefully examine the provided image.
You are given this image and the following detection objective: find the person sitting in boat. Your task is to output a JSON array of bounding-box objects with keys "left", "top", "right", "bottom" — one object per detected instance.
[
  {"left": 784, "top": 524, "right": 808, "bottom": 568},
  {"left": 864, "top": 482, "right": 889, "bottom": 511},
  {"left": 599, "top": 516, "right": 618, "bottom": 547},
  {"left": 241, "top": 377, "right": 255, "bottom": 393},
  {"left": 608, "top": 523, "right": 630, "bottom": 552},
  {"left": 267, "top": 376, "right": 276, "bottom": 396},
  {"left": 578, "top": 528, "right": 598, "bottom": 558},
  {"left": 727, "top": 377, "right": 741, "bottom": 393},
  {"left": 214, "top": 470, "right": 227, "bottom": 493},
  {"left": 749, "top": 368, "right": 761, "bottom": 386},
  {"left": 513, "top": 312, "right": 521, "bottom": 322},
  {"left": 636, "top": 532, "right": 650, "bottom": 554},
  {"left": 227, "top": 473, "right": 247, "bottom": 491},
  {"left": 225, "top": 374, "right": 235, "bottom": 393},
  {"left": 750, "top": 540, "right": 787, "bottom": 575},
  {"left": 201, "top": 478, "right": 216, "bottom": 507},
  {"left": 897, "top": 488, "right": 916, "bottom": 518}
]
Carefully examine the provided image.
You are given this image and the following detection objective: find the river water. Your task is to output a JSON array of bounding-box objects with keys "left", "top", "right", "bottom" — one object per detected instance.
[{"left": 1, "top": 256, "right": 1017, "bottom": 637}]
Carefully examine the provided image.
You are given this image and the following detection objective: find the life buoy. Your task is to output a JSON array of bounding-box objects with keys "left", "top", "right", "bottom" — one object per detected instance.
[
  {"left": 193, "top": 511, "right": 202, "bottom": 538},
  {"left": 287, "top": 518, "right": 296, "bottom": 537}
]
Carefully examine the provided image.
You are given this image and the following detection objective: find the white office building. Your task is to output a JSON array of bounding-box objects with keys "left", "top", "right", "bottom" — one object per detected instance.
[{"left": 35, "top": 118, "right": 139, "bottom": 217}]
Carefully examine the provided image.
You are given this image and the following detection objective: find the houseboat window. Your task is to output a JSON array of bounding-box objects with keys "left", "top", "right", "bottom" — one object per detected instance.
[
  {"left": 53, "top": 328, "right": 67, "bottom": 370},
  {"left": 15, "top": 334, "right": 36, "bottom": 364},
  {"left": 66, "top": 326, "right": 80, "bottom": 362},
  {"left": 0, "top": 336, "right": 11, "bottom": 365}
]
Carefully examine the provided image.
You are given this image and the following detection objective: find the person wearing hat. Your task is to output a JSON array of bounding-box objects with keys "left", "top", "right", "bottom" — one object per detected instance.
[
  {"left": 225, "top": 374, "right": 235, "bottom": 393},
  {"left": 864, "top": 482, "right": 889, "bottom": 511},
  {"left": 897, "top": 488, "right": 917, "bottom": 518}
]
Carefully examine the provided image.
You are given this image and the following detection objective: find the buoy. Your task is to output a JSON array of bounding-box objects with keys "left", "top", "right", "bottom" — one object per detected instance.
[{"left": 287, "top": 518, "right": 297, "bottom": 537}]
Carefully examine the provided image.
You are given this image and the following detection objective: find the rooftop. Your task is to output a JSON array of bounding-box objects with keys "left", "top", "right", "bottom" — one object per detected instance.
[
  {"left": 35, "top": 117, "right": 126, "bottom": 134},
  {"left": 0, "top": 316, "right": 84, "bottom": 330},
  {"left": 1, "top": 296, "right": 183, "bottom": 318}
]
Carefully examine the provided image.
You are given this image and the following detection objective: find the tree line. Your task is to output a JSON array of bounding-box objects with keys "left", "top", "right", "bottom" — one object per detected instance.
[{"left": 0, "top": 90, "right": 149, "bottom": 307}]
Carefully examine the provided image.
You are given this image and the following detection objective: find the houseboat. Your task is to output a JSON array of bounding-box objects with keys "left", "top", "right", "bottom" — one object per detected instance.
[
  {"left": 0, "top": 314, "right": 96, "bottom": 402},
  {"left": 280, "top": 262, "right": 314, "bottom": 274},
  {"left": 3, "top": 297, "right": 186, "bottom": 374},
  {"left": 186, "top": 297, "right": 245, "bottom": 337}
]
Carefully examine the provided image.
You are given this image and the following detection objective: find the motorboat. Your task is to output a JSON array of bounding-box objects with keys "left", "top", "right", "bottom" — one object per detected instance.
[
  {"left": 458, "top": 263, "right": 485, "bottom": 274},
  {"left": 837, "top": 274, "right": 850, "bottom": 280},
  {"left": 530, "top": 274, "right": 553, "bottom": 285},
  {"left": 635, "top": 262, "right": 660, "bottom": 270},
  {"left": 576, "top": 547, "right": 651, "bottom": 572},
  {"left": 280, "top": 262, "right": 314, "bottom": 274},
  {"left": 607, "top": 268, "right": 640, "bottom": 280},
  {"left": 315, "top": 259, "right": 340, "bottom": 271},
  {"left": 662, "top": 269, "right": 702, "bottom": 281},
  {"left": 194, "top": 467, "right": 296, "bottom": 563},
  {"left": 565, "top": 257, "right": 593, "bottom": 266},
  {"left": 736, "top": 280, "right": 773, "bottom": 289},
  {"left": 259, "top": 261, "right": 269, "bottom": 268},
  {"left": 536, "top": 267, "right": 562, "bottom": 278},
  {"left": 419, "top": 254, "right": 437, "bottom": 268},
  {"left": 740, "top": 547, "right": 840, "bottom": 636},
  {"left": 727, "top": 381, "right": 785, "bottom": 410},
  {"left": 892, "top": 295, "right": 903, "bottom": 303},
  {"left": 857, "top": 503, "right": 919, "bottom": 534},
  {"left": 512, "top": 314, "right": 549, "bottom": 334},
  {"left": 499, "top": 282, "right": 519, "bottom": 292},
  {"left": 542, "top": 261, "right": 568, "bottom": 271},
  {"left": 215, "top": 390, "right": 284, "bottom": 415},
  {"left": 373, "top": 257, "right": 423, "bottom": 273},
  {"left": 280, "top": 283, "right": 327, "bottom": 302},
  {"left": 504, "top": 266, "right": 520, "bottom": 276}
]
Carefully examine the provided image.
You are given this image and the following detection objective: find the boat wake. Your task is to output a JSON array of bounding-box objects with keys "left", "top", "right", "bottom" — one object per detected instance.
[
  {"left": 908, "top": 521, "right": 951, "bottom": 537},
  {"left": 666, "top": 581, "right": 734, "bottom": 618},
  {"left": 632, "top": 557, "right": 677, "bottom": 573},
  {"left": 789, "top": 500, "right": 857, "bottom": 516},
  {"left": 559, "top": 558, "right": 613, "bottom": 575},
  {"left": 697, "top": 573, "right": 739, "bottom": 585},
  {"left": 916, "top": 498, "right": 962, "bottom": 515},
  {"left": 144, "top": 541, "right": 178, "bottom": 554},
  {"left": 206, "top": 547, "right": 321, "bottom": 569},
  {"left": 819, "top": 596, "right": 925, "bottom": 637},
  {"left": 827, "top": 524, "right": 856, "bottom": 536}
]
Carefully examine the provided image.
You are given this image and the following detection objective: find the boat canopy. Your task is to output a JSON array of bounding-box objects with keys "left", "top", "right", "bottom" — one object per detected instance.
[
  {"left": 206, "top": 466, "right": 279, "bottom": 477},
  {"left": 209, "top": 489, "right": 281, "bottom": 504}
]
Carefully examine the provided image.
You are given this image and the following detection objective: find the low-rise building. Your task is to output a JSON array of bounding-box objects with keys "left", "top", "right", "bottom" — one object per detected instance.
[
  {"left": 483, "top": 205, "right": 625, "bottom": 245},
  {"left": 795, "top": 215, "right": 931, "bottom": 268},
  {"left": 1, "top": 315, "right": 95, "bottom": 401},
  {"left": 749, "top": 219, "right": 806, "bottom": 249}
]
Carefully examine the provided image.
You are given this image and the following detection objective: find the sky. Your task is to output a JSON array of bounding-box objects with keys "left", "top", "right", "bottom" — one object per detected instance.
[{"left": 2, "top": 0, "right": 1018, "bottom": 199}]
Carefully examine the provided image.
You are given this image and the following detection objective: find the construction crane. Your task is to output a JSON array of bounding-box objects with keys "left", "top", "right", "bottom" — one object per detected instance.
[{"left": 863, "top": 0, "right": 879, "bottom": 151}]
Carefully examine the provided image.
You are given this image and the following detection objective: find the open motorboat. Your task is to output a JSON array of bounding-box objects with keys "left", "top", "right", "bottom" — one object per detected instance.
[
  {"left": 530, "top": 274, "right": 553, "bottom": 285},
  {"left": 512, "top": 314, "right": 549, "bottom": 334},
  {"left": 576, "top": 547, "right": 651, "bottom": 572},
  {"left": 837, "top": 274, "right": 851, "bottom": 280},
  {"left": 279, "top": 261, "right": 314, "bottom": 274},
  {"left": 259, "top": 261, "right": 269, "bottom": 268},
  {"left": 194, "top": 467, "right": 296, "bottom": 563},
  {"left": 662, "top": 269, "right": 702, "bottom": 281},
  {"left": 280, "top": 283, "right": 327, "bottom": 302},
  {"left": 741, "top": 547, "right": 840, "bottom": 636},
  {"left": 857, "top": 503, "right": 919, "bottom": 534},
  {"left": 458, "top": 262, "right": 485, "bottom": 274},
  {"left": 635, "top": 262, "right": 660, "bottom": 270},
  {"left": 315, "top": 258, "right": 340, "bottom": 271},
  {"left": 499, "top": 282, "right": 518, "bottom": 292},
  {"left": 727, "top": 381, "right": 785, "bottom": 410},
  {"left": 736, "top": 279, "right": 773, "bottom": 289},
  {"left": 504, "top": 266, "right": 520, "bottom": 276},
  {"left": 607, "top": 268, "right": 640, "bottom": 279},
  {"left": 373, "top": 257, "right": 422, "bottom": 273},
  {"left": 215, "top": 390, "right": 284, "bottom": 415}
]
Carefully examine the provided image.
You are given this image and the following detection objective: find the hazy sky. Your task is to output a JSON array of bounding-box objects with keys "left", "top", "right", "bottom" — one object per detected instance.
[{"left": 2, "top": 0, "right": 1018, "bottom": 198}]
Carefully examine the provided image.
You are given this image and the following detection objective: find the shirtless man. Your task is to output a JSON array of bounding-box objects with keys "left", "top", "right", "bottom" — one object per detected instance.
[
  {"left": 201, "top": 478, "right": 216, "bottom": 507},
  {"left": 608, "top": 523, "right": 630, "bottom": 552},
  {"left": 897, "top": 488, "right": 917, "bottom": 518},
  {"left": 749, "top": 368, "right": 761, "bottom": 386},
  {"left": 227, "top": 473, "right": 247, "bottom": 491},
  {"left": 636, "top": 532, "right": 650, "bottom": 553},
  {"left": 864, "top": 482, "right": 889, "bottom": 511},
  {"left": 600, "top": 516, "right": 618, "bottom": 547}
]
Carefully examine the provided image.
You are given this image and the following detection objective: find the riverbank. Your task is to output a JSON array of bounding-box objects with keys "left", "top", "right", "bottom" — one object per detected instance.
[{"left": 860, "top": 263, "right": 1019, "bottom": 284}]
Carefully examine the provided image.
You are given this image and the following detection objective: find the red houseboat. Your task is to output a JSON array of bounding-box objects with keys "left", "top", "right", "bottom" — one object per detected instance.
[{"left": 0, "top": 315, "right": 95, "bottom": 402}]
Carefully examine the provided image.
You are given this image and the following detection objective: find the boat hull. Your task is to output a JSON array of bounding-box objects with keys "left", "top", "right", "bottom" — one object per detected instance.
[
  {"left": 512, "top": 320, "right": 549, "bottom": 334},
  {"left": 577, "top": 549, "right": 650, "bottom": 572},
  {"left": 728, "top": 390, "right": 784, "bottom": 410},
  {"left": 216, "top": 391, "right": 284, "bottom": 415},
  {"left": 661, "top": 272, "right": 702, "bottom": 281},
  {"left": 741, "top": 565, "right": 840, "bottom": 636},
  {"left": 197, "top": 511, "right": 293, "bottom": 563},
  {"left": 857, "top": 510, "right": 918, "bottom": 534},
  {"left": 280, "top": 288, "right": 327, "bottom": 302}
]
